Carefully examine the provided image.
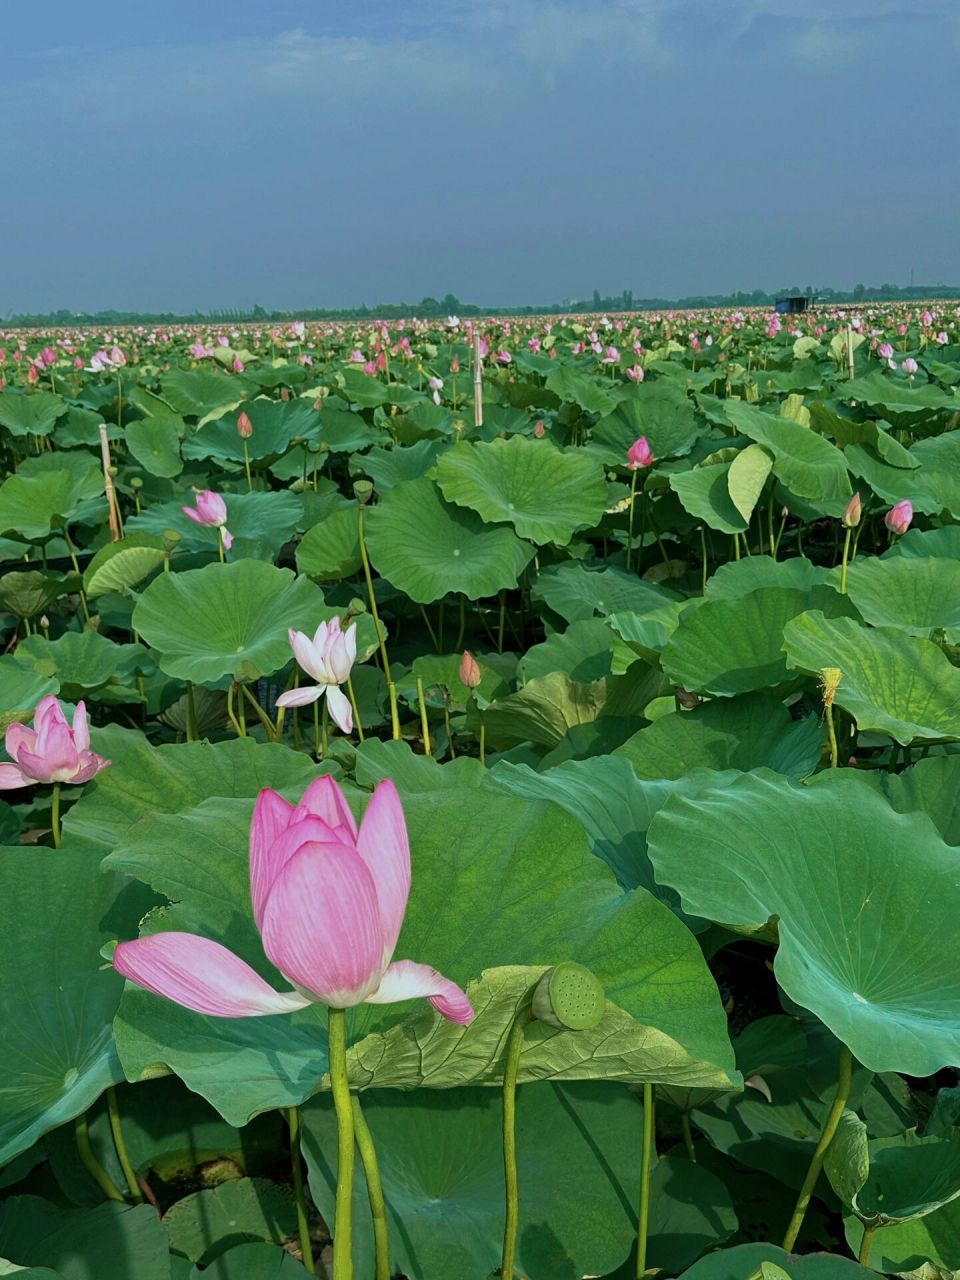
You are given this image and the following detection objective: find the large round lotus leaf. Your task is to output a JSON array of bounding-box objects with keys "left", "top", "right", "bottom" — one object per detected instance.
[
  {"left": 127, "top": 491, "right": 302, "bottom": 562},
  {"left": 669, "top": 462, "right": 748, "bottom": 534},
  {"left": 0, "top": 389, "right": 67, "bottom": 437},
  {"left": 590, "top": 382, "right": 703, "bottom": 462},
  {"left": 661, "top": 586, "right": 854, "bottom": 697},
  {"left": 433, "top": 436, "right": 608, "bottom": 545},
  {"left": 107, "top": 784, "right": 735, "bottom": 1124},
  {"left": 828, "top": 1122, "right": 960, "bottom": 1226},
  {"left": 723, "top": 402, "right": 852, "bottom": 514},
  {"left": 0, "top": 845, "right": 148, "bottom": 1165},
  {"left": 532, "top": 562, "right": 675, "bottom": 624},
  {"left": 0, "top": 655, "right": 58, "bottom": 732},
  {"left": 162, "top": 1177, "right": 298, "bottom": 1264},
  {"left": 364, "top": 477, "right": 535, "bottom": 603},
  {"left": 882, "top": 756, "right": 960, "bottom": 846},
  {"left": 889, "top": 525, "right": 960, "bottom": 561},
  {"left": 517, "top": 618, "right": 614, "bottom": 683},
  {"left": 360, "top": 439, "right": 443, "bottom": 490},
  {"left": 0, "top": 471, "right": 91, "bottom": 540},
  {"left": 295, "top": 501, "right": 361, "bottom": 580},
  {"left": 82, "top": 534, "right": 167, "bottom": 599},
  {"left": 845, "top": 369, "right": 956, "bottom": 428},
  {"left": 704, "top": 555, "right": 829, "bottom": 601},
  {"left": 679, "top": 1242, "right": 872, "bottom": 1280},
  {"left": 132, "top": 559, "right": 326, "bottom": 683},
  {"left": 159, "top": 368, "right": 254, "bottom": 418},
  {"left": 182, "top": 398, "right": 319, "bottom": 463},
  {"left": 727, "top": 442, "right": 774, "bottom": 522},
  {"left": 783, "top": 611, "right": 960, "bottom": 743},
  {"left": 0, "top": 1198, "right": 170, "bottom": 1280},
  {"left": 303, "top": 1085, "right": 736, "bottom": 1280},
  {"left": 544, "top": 363, "right": 617, "bottom": 416},
  {"left": 614, "top": 691, "right": 821, "bottom": 780},
  {"left": 189, "top": 1242, "right": 310, "bottom": 1279},
  {"left": 648, "top": 770, "right": 960, "bottom": 1075},
  {"left": 838, "top": 555, "right": 960, "bottom": 638},
  {"left": 14, "top": 631, "right": 147, "bottom": 693},
  {"left": 0, "top": 569, "right": 76, "bottom": 619},
  {"left": 125, "top": 415, "right": 183, "bottom": 477}
]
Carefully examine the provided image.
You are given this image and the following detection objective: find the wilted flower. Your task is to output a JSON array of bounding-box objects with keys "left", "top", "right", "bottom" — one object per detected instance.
[
  {"left": 113, "top": 776, "right": 474, "bottom": 1022},
  {"left": 884, "top": 500, "right": 913, "bottom": 535},
  {"left": 276, "top": 617, "right": 357, "bottom": 732},
  {"left": 0, "top": 696, "right": 110, "bottom": 789}
]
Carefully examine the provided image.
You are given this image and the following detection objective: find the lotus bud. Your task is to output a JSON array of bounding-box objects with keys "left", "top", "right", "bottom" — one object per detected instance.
[
  {"left": 459, "top": 650, "right": 482, "bottom": 689},
  {"left": 237, "top": 411, "right": 253, "bottom": 439},
  {"left": 532, "top": 963, "right": 605, "bottom": 1031},
  {"left": 353, "top": 479, "right": 374, "bottom": 506},
  {"left": 626, "top": 436, "right": 654, "bottom": 470},
  {"left": 884, "top": 500, "right": 913, "bottom": 536},
  {"left": 534, "top": 420, "right": 545, "bottom": 438},
  {"left": 841, "top": 492, "right": 861, "bottom": 528},
  {"left": 819, "top": 667, "right": 843, "bottom": 708}
]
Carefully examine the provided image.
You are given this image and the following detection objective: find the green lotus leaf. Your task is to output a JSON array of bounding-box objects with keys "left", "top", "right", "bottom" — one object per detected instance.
[
  {"left": 359, "top": 440, "right": 443, "bottom": 490},
  {"left": 783, "top": 611, "right": 960, "bottom": 743},
  {"left": 83, "top": 535, "right": 167, "bottom": 599},
  {"left": 0, "top": 655, "right": 59, "bottom": 732},
  {"left": 704, "top": 555, "right": 830, "bottom": 600},
  {"left": 107, "top": 783, "right": 734, "bottom": 1123},
  {"left": 0, "top": 1199, "right": 169, "bottom": 1280},
  {"left": 648, "top": 771, "right": 960, "bottom": 1074},
  {"left": 14, "top": 631, "right": 148, "bottom": 694},
  {"left": 433, "top": 436, "right": 608, "bottom": 545},
  {"left": 295, "top": 502, "right": 361, "bottom": 580},
  {"left": 0, "top": 390, "right": 67, "bottom": 438},
  {"left": 132, "top": 559, "right": 326, "bottom": 683},
  {"left": 124, "top": 416, "right": 183, "bottom": 477},
  {"left": 517, "top": 618, "right": 614, "bottom": 683},
  {"left": 728, "top": 442, "right": 774, "bottom": 522},
  {"left": 662, "top": 585, "right": 854, "bottom": 696},
  {"left": 838, "top": 555, "right": 960, "bottom": 638},
  {"left": 591, "top": 381, "right": 703, "bottom": 462},
  {"left": 533, "top": 561, "right": 676, "bottom": 624},
  {"left": 188, "top": 1243, "right": 309, "bottom": 1279},
  {"left": 364, "top": 477, "right": 535, "bottom": 603},
  {"left": 183, "top": 399, "right": 319, "bottom": 464},
  {"left": 545, "top": 363, "right": 618, "bottom": 416},
  {"left": 0, "top": 471, "right": 93, "bottom": 541},
  {"left": 303, "top": 1086, "right": 736, "bottom": 1280},
  {"left": 0, "top": 570, "right": 77, "bottom": 619},
  {"left": 162, "top": 1177, "right": 297, "bottom": 1265},
  {"left": 881, "top": 756, "right": 960, "bottom": 846},
  {"left": 679, "top": 1242, "right": 872, "bottom": 1280},
  {"left": 723, "top": 402, "right": 852, "bottom": 514},
  {"left": 669, "top": 462, "right": 748, "bottom": 534},
  {"left": 127, "top": 491, "right": 302, "bottom": 562},
  {"left": 159, "top": 368, "right": 254, "bottom": 418},
  {"left": 845, "top": 369, "right": 956, "bottom": 428},
  {"left": 909, "top": 431, "right": 960, "bottom": 518}
]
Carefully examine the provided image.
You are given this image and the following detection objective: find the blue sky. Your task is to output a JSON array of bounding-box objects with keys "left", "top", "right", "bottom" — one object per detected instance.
[{"left": 3, "top": 1, "right": 957, "bottom": 313}]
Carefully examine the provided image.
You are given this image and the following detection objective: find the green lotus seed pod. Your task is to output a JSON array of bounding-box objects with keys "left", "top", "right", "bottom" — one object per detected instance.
[
  {"left": 354, "top": 479, "right": 374, "bottom": 504},
  {"left": 532, "top": 962, "right": 605, "bottom": 1031}
]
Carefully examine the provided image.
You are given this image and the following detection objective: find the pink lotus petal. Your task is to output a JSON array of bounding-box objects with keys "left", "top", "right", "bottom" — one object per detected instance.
[
  {"left": 260, "top": 839, "right": 385, "bottom": 1007},
  {"left": 290, "top": 629, "right": 327, "bottom": 683},
  {"left": 275, "top": 684, "right": 326, "bottom": 709},
  {"left": 297, "top": 775, "right": 358, "bottom": 840},
  {"left": 114, "top": 933, "right": 311, "bottom": 1018},
  {"left": 325, "top": 685, "right": 353, "bottom": 734},
  {"left": 72, "top": 701, "right": 90, "bottom": 752},
  {"left": 250, "top": 813, "right": 341, "bottom": 929},
  {"left": 250, "top": 789, "right": 297, "bottom": 926},
  {"left": 356, "top": 780, "right": 410, "bottom": 960},
  {"left": 70, "top": 751, "right": 111, "bottom": 783},
  {"left": 221, "top": 526, "right": 234, "bottom": 551},
  {"left": 366, "top": 959, "right": 474, "bottom": 1024},
  {"left": 4, "top": 722, "right": 35, "bottom": 760},
  {"left": 182, "top": 505, "right": 206, "bottom": 526},
  {"left": 0, "top": 763, "right": 30, "bottom": 790}
]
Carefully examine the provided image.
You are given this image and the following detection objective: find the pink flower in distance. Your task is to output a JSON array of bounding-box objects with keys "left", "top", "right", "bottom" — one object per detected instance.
[
  {"left": 626, "top": 436, "right": 654, "bottom": 470},
  {"left": 182, "top": 490, "right": 234, "bottom": 550},
  {"left": 878, "top": 342, "right": 894, "bottom": 360},
  {"left": 113, "top": 777, "right": 474, "bottom": 1022},
  {"left": 276, "top": 617, "right": 357, "bottom": 732},
  {"left": 902, "top": 357, "right": 918, "bottom": 375},
  {"left": 626, "top": 365, "right": 644, "bottom": 382},
  {"left": 0, "top": 696, "right": 110, "bottom": 790},
  {"left": 884, "top": 500, "right": 913, "bottom": 535}
]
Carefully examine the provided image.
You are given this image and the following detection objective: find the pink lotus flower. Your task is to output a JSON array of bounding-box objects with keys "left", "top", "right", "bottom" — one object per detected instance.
[
  {"left": 602, "top": 346, "right": 620, "bottom": 364},
  {"left": 113, "top": 777, "right": 474, "bottom": 1022},
  {"left": 878, "top": 342, "right": 894, "bottom": 360},
  {"left": 189, "top": 340, "right": 214, "bottom": 359},
  {"left": 902, "top": 357, "right": 918, "bottom": 375},
  {"left": 496, "top": 349, "right": 512, "bottom": 364},
  {"left": 276, "top": 617, "right": 357, "bottom": 732},
  {"left": 884, "top": 500, "right": 913, "bottom": 535},
  {"left": 627, "top": 436, "right": 654, "bottom": 470},
  {"left": 459, "top": 650, "right": 482, "bottom": 689},
  {"left": 626, "top": 365, "right": 644, "bottom": 382},
  {"left": 182, "top": 490, "right": 234, "bottom": 549},
  {"left": 232, "top": 356, "right": 245, "bottom": 373},
  {"left": 0, "top": 696, "right": 110, "bottom": 790}
]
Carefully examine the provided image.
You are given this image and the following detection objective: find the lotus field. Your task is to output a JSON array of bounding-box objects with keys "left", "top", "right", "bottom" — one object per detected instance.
[{"left": 2, "top": 303, "right": 960, "bottom": 1280}]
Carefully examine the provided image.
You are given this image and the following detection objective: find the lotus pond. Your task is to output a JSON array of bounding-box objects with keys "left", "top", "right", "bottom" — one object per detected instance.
[{"left": 1, "top": 304, "right": 959, "bottom": 1280}]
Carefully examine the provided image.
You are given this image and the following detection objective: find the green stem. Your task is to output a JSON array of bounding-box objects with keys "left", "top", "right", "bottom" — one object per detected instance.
[
  {"left": 217, "top": 527, "right": 225, "bottom": 563},
  {"left": 75, "top": 1111, "right": 125, "bottom": 1202},
  {"left": 444, "top": 700, "right": 455, "bottom": 757},
  {"left": 501, "top": 1014, "right": 526, "bottom": 1280},
  {"left": 241, "top": 683, "right": 277, "bottom": 741},
  {"left": 637, "top": 1083, "right": 655, "bottom": 1276},
  {"left": 479, "top": 717, "right": 486, "bottom": 767},
  {"left": 826, "top": 703, "right": 839, "bottom": 770},
  {"left": 859, "top": 1222, "right": 877, "bottom": 1268},
  {"left": 352, "top": 1096, "right": 390, "bottom": 1280},
  {"left": 416, "top": 676, "right": 432, "bottom": 755},
  {"left": 681, "top": 1112, "right": 697, "bottom": 1162},
  {"left": 243, "top": 439, "right": 253, "bottom": 492},
  {"left": 226, "top": 683, "right": 245, "bottom": 737},
  {"left": 346, "top": 676, "right": 365, "bottom": 743},
  {"left": 418, "top": 604, "right": 439, "bottom": 650},
  {"left": 186, "top": 682, "right": 198, "bottom": 742},
  {"left": 781, "top": 1043, "right": 854, "bottom": 1251},
  {"left": 455, "top": 594, "right": 466, "bottom": 651},
  {"left": 287, "top": 1107, "right": 316, "bottom": 1274},
  {"left": 51, "top": 781, "right": 62, "bottom": 848},
  {"left": 700, "top": 525, "right": 709, "bottom": 594},
  {"left": 626, "top": 468, "right": 639, "bottom": 572},
  {"left": 328, "top": 1007, "right": 355, "bottom": 1280},
  {"left": 107, "top": 1087, "right": 143, "bottom": 1203},
  {"left": 387, "top": 681, "right": 401, "bottom": 741},
  {"left": 497, "top": 591, "right": 506, "bottom": 654},
  {"left": 839, "top": 527, "right": 852, "bottom": 595},
  {"left": 358, "top": 504, "right": 392, "bottom": 685}
]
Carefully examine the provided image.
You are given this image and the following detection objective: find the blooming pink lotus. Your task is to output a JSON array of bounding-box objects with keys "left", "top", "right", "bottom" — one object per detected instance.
[
  {"left": 113, "top": 776, "right": 474, "bottom": 1022},
  {"left": 0, "top": 696, "right": 110, "bottom": 790},
  {"left": 182, "top": 490, "right": 234, "bottom": 550},
  {"left": 276, "top": 617, "right": 356, "bottom": 732},
  {"left": 627, "top": 436, "right": 654, "bottom": 470},
  {"left": 884, "top": 500, "right": 913, "bottom": 535}
]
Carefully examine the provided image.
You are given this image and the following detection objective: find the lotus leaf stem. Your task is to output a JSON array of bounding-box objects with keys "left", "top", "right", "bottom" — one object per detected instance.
[
  {"left": 636, "top": 1082, "right": 655, "bottom": 1276},
  {"left": 416, "top": 676, "right": 432, "bottom": 755},
  {"left": 501, "top": 1011, "right": 527, "bottom": 1280},
  {"left": 287, "top": 1106, "right": 316, "bottom": 1273},
  {"left": 107, "top": 1086, "right": 143, "bottom": 1203},
  {"left": 346, "top": 676, "right": 365, "bottom": 742},
  {"left": 859, "top": 1222, "right": 877, "bottom": 1268},
  {"left": 51, "top": 781, "right": 62, "bottom": 848},
  {"left": 781, "top": 1043, "right": 853, "bottom": 1251},
  {"left": 75, "top": 1110, "right": 125, "bottom": 1203},
  {"left": 352, "top": 1096, "right": 390, "bottom": 1280},
  {"left": 328, "top": 1007, "right": 355, "bottom": 1279}
]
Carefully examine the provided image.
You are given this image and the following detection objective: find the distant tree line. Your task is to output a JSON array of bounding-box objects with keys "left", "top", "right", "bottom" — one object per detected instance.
[{"left": 5, "top": 283, "right": 960, "bottom": 329}]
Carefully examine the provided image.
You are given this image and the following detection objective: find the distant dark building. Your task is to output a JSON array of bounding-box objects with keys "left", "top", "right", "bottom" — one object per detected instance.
[{"left": 775, "top": 295, "right": 810, "bottom": 314}]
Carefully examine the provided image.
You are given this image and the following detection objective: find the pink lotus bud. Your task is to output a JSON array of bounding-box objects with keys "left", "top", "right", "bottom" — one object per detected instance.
[
  {"left": 884, "top": 500, "right": 913, "bottom": 536},
  {"left": 280, "top": 388, "right": 290, "bottom": 401},
  {"left": 626, "top": 436, "right": 654, "bottom": 470},
  {"left": 842, "top": 492, "right": 862, "bottom": 528},
  {"left": 232, "top": 356, "right": 245, "bottom": 373},
  {"left": 626, "top": 365, "right": 644, "bottom": 382},
  {"left": 878, "top": 342, "right": 894, "bottom": 360},
  {"left": 27, "top": 363, "right": 38, "bottom": 385},
  {"left": 902, "top": 357, "right": 918, "bottom": 375},
  {"left": 237, "top": 411, "right": 253, "bottom": 439},
  {"left": 451, "top": 354, "right": 460, "bottom": 373},
  {"left": 459, "top": 650, "right": 482, "bottom": 689},
  {"left": 534, "top": 420, "right": 545, "bottom": 438}
]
